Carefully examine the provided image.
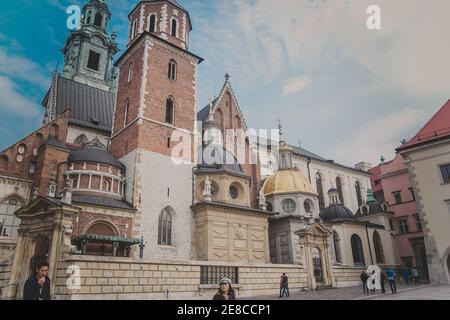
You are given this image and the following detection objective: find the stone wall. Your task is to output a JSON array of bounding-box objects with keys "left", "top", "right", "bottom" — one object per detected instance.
[
  {"left": 332, "top": 265, "right": 365, "bottom": 288},
  {"left": 0, "top": 262, "right": 11, "bottom": 299},
  {"left": 53, "top": 256, "right": 309, "bottom": 300}
]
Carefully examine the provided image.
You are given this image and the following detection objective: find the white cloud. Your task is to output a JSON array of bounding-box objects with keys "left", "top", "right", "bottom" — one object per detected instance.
[
  {"left": 282, "top": 76, "right": 311, "bottom": 96},
  {"left": 0, "top": 47, "right": 49, "bottom": 89},
  {"left": 0, "top": 76, "right": 40, "bottom": 118},
  {"left": 329, "top": 107, "right": 426, "bottom": 165}
]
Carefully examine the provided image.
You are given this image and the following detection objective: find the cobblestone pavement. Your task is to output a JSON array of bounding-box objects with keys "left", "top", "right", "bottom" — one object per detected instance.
[{"left": 241, "top": 283, "right": 450, "bottom": 300}]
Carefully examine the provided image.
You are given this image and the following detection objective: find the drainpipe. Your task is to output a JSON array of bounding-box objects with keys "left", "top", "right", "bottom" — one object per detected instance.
[{"left": 365, "top": 225, "right": 374, "bottom": 265}]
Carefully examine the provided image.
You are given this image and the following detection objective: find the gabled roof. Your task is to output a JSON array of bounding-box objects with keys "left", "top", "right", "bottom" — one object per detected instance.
[
  {"left": 398, "top": 99, "right": 450, "bottom": 151},
  {"left": 42, "top": 75, "right": 115, "bottom": 133}
]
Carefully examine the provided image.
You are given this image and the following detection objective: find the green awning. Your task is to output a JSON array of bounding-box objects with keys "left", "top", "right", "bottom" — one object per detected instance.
[{"left": 74, "top": 234, "right": 142, "bottom": 246}]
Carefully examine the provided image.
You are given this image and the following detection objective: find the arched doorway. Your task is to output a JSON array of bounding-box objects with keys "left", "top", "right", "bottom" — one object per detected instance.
[
  {"left": 447, "top": 255, "right": 450, "bottom": 283},
  {"left": 311, "top": 247, "right": 324, "bottom": 284}
]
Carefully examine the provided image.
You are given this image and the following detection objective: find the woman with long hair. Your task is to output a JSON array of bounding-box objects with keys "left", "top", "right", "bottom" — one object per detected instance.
[{"left": 213, "top": 277, "right": 236, "bottom": 300}]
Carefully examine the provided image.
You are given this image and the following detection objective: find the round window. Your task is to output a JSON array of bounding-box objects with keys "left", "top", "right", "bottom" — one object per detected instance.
[
  {"left": 281, "top": 199, "right": 296, "bottom": 214},
  {"left": 229, "top": 186, "right": 238, "bottom": 199},
  {"left": 304, "top": 201, "right": 312, "bottom": 213}
]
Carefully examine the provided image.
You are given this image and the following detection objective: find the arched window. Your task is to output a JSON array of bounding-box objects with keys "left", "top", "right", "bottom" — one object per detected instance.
[
  {"left": 0, "top": 196, "right": 24, "bottom": 237},
  {"left": 127, "top": 62, "right": 133, "bottom": 83},
  {"left": 316, "top": 173, "right": 325, "bottom": 212},
  {"left": 168, "top": 59, "right": 177, "bottom": 80},
  {"left": 94, "top": 12, "right": 103, "bottom": 27},
  {"left": 124, "top": 99, "right": 130, "bottom": 128},
  {"left": 281, "top": 198, "right": 296, "bottom": 214},
  {"left": 74, "top": 134, "right": 88, "bottom": 146},
  {"left": 351, "top": 234, "right": 365, "bottom": 266},
  {"left": 373, "top": 231, "right": 385, "bottom": 264},
  {"left": 355, "top": 181, "right": 363, "bottom": 207},
  {"left": 336, "top": 177, "right": 345, "bottom": 205},
  {"left": 35, "top": 133, "right": 44, "bottom": 149},
  {"left": 165, "top": 97, "right": 174, "bottom": 124},
  {"left": 103, "top": 179, "right": 111, "bottom": 192},
  {"left": 333, "top": 231, "right": 342, "bottom": 263},
  {"left": 49, "top": 124, "right": 59, "bottom": 140},
  {"left": 158, "top": 207, "right": 173, "bottom": 246},
  {"left": 234, "top": 116, "right": 241, "bottom": 129},
  {"left": 84, "top": 222, "right": 118, "bottom": 256},
  {"left": 149, "top": 14, "right": 156, "bottom": 32},
  {"left": 0, "top": 155, "right": 8, "bottom": 171},
  {"left": 171, "top": 19, "right": 177, "bottom": 37},
  {"left": 214, "top": 109, "right": 223, "bottom": 127}
]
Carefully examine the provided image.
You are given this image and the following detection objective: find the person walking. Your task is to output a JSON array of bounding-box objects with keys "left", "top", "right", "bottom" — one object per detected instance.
[
  {"left": 386, "top": 268, "right": 397, "bottom": 294},
  {"left": 213, "top": 278, "right": 236, "bottom": 300},
  {"left": 279, "top": 273, "right": 289, "bottom": 298},
  {"left": 23, "top": 261, "right": 51, "bottom": 300},
  {"left": 402, "top": 269, "right": 410, "bottom": 285},
  {"left": 360, "top": 270, "right": 369, "bottom": 294}
]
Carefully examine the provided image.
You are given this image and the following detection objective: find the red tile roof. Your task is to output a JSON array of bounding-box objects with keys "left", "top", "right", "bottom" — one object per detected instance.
[{"left": 399, "top": 99, "right": 450, "bottom": 150}]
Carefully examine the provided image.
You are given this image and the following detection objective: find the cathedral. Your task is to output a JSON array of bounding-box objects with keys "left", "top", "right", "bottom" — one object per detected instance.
[{"left": 0, "top": 0, "right": 400, "bottom": 299}]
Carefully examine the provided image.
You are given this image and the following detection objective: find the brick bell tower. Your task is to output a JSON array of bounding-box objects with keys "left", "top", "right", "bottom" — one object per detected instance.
[{"left": 110, "top": 0, "right": 203, "bottom": 260}]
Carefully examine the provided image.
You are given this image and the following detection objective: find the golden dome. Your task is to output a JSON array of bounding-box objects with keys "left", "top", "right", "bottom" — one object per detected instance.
[{"left": 262, "top": 169, "right": 317, "bottom": 196}]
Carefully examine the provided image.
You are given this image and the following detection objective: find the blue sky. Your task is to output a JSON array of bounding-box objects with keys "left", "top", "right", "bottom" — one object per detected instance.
[{"left": 1, "top": 0, "right": 450, "bottom": 166}]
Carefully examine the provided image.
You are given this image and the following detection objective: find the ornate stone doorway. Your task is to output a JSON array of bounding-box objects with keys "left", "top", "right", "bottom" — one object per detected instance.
[{"left": 295, "top": 223, "right": 334, "bottom": 290}]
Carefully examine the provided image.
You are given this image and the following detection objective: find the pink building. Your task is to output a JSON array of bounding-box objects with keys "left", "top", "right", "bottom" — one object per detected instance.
[
  {"left": 369, "top": 165, "right": 384, "bottom": 204},
  {"left": 370, "top": 154, "right": 428, "bottom": 279}
]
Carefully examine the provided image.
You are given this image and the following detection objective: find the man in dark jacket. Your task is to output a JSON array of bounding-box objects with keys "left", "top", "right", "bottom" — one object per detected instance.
[
  {"left": 23, "top": 261, "right": 51, "bottom": 300},
  {"left": 360, "top": 271, "right": 369, "bottom": 294}
]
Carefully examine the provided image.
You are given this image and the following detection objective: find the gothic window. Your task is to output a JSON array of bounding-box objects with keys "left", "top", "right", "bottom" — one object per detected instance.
[
  {"left": 131, "top": 19, "right": 138, "bottom": 39},
  {"left": 336, "top": 177, "right": 345, "bottom": 205},
  {"left": 355, "top": 181, "right": 363, "bottom": 207},
  {"left": 149, "top": 14, "right": 156, "bottom": 32},
  {"left": 158, "top": 207, "right": 173, "bottom": 246},
  {"left": 316, "top": 173, "right": 325, "bottom": 212},
  {"left": 214, "top": 109, "right": 223, "bottom": 127},
  {"left": 333, "top": 231, "right": 342, "bottom": 263},
  {"left": 171, "top": 19, "right": 177, "bottom": 37},
  {"left": 128, "top": 62, "right": 134, "bottom": 83},
  {"left": 0, "top": 155, "right": 8, "bottom": 171},
  {"left": 49, "top": 124, "right": 59, "bottom": 140},
  {"left": 74, "top": 134, "right": 88, "bottom": 146},
  {"left": 351, "top": 234, "right": 365, "bottom": 266},
  {"left": 168, "top": 59, "right": 177, "bottom": 81},
  {"left": 373, "top": 231, "right": 385, "bottom": 264},
  {"left": 281, "top": 199, "right": 296, "bottom": 214},
  {"left": 35, "top": 133, "right": 44, "bottom": 149},
  {"left": 234, "top": 116, "right": 241, "bottom": 129},
  {"left": 87, "top": 50, "right": 100, "bottom": 71},
  {"left": 124, "top": 99, "right": 130, "bottom": 128},
  {"left": 94, "top": 12, "right": 103, "bottom": 27},
  {"left": 0, "top": 196, "right": 24, "bottom": 238},
  {"left": 28, "top": 162, "right": 36, "bottom": 174},
  {"left": 165, "top": 97, "right": 174, "bottom": 124}
]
